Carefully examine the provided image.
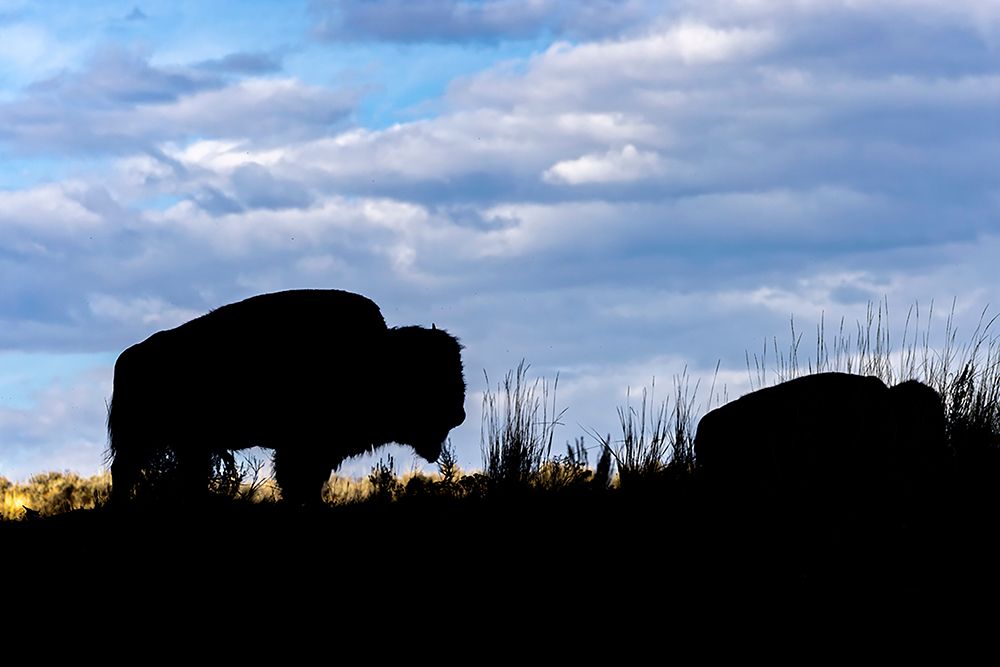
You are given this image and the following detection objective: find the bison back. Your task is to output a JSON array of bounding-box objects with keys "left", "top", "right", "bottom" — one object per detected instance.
[{"left": 109, "top": 289, "right": 391, "bottom": 454}]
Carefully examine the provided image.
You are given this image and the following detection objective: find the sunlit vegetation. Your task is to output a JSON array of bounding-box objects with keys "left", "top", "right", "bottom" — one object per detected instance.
[{"left": 1, "top": 471, "right": 111, "bottom": 519}]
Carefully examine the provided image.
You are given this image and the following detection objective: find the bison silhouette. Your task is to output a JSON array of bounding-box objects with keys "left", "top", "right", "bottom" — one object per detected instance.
[
  {"left": 694, "top": 372, "right": 947, "bottom": 508},
  {"left": 107, "top": 289, "right": 466, "bottom": 505}
]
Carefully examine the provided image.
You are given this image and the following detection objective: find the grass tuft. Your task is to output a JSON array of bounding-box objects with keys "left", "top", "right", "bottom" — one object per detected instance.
[
  {"left": 595, "top": 371, "right": 701, "bottom": 490},
  {"left": 480, "top": 360, "right": 565, "bottom": 490}
]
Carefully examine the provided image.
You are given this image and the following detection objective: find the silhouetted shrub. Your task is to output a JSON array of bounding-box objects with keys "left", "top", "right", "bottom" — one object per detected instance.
[
  {"left": 437, "top": 440, "right": 461, "bottom": 486},
  {"left": 368, "top": 455, "right": 402, "bottom": 503}
]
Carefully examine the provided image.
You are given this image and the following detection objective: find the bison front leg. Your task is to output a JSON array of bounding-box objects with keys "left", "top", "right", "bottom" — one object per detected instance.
[
  {"left": 110, "top": 449, "right": 144, "bottom": 507},
  {"left": 171, "top": 446, "right": 215, "bottom": 504},
  {"left": 272, "top": 447, "right": 336, "bottom": 507}
]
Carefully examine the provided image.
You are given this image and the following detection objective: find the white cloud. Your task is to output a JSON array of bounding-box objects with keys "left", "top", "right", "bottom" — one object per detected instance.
[
  {"left": 153, "top": 195, "right": 423, "bottom": 253},
  {"left": 0, "top": 184, "right": 104, "bottom": 231},
  {"left": 169, "top": 139, "right": 287, "bottom": 172},
  {"left": 87, "top": 295, "right": 204, "bottom": 329},
  {"left": 145, "top": 78, "right": 356, "bottom": 142},
  {"left": 543, "top": 144, "right": 665, "bottom": 184},
  {"left": 0, "top": 183, "right": 112, "bottom": 258},
  {"left": 544, "top": 21, "right": 776, "bottom": 72},
  {"left": 450, "top": 21, "right": 775, "bottom": 109}
]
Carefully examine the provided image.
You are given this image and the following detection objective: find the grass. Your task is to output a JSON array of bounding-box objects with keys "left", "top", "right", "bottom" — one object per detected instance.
[
  {"left": 591, "top": 372, "right": 700, "bottom": 491},
  {"left": 480, "top": 360, "right": 565, "bottom": 489}
]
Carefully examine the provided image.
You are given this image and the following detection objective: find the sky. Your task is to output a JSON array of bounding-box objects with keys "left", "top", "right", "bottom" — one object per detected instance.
[{"left": 1, "top": 0, "right": 999, "bottom": 481}]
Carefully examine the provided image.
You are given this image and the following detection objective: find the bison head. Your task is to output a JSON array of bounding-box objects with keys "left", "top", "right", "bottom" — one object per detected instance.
[{"left": 386, "top": 325, "right": 467, "bottom": 462}]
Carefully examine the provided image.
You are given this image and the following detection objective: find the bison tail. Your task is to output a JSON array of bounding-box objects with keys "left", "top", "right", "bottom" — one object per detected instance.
[
  {"left": 105, "top": 393, "right": 122, "bottom": 464},
  {"left": 106, "top": 355, "right": 160, "bottom": 503}
]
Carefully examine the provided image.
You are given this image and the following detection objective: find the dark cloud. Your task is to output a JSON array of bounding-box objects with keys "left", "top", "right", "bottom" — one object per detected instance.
[
  {"left": 124, "top": 6, "right": 147, "bottom": 22},
  {"left": 192, "top": 187, "right": 245, "bottom": 216},
  {"left": 27, "top": 46, "right": 220, "bottom": 105},
  {"left": 311, "top": 0, "right": 651, "bottom": 43},
  {"left": 830, "top": 284, "right": 878, "bottom": 305},
  {"left": 195, "top": 51, "right": 284, "bottom": 75},
  {"left": 231, "top": 163, "right": 313, "bottom": 210},
  {"left": 744, "top": 11, "right": 999, "bottom": 87},
  {"left": 70, "top": 185, "right": 131, "bottom": 220}
]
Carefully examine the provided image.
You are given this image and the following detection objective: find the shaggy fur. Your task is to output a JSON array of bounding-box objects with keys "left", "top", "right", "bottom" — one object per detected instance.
[
  {"left": 694, "top": 372, "right": 947, "bottom": 508},
  {"left": 107, "top": 289, "right": 466, "bottom": 505}
]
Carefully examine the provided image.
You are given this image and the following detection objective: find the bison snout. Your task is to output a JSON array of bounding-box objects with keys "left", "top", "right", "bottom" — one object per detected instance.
[{"left": 412, "top": 438, "right": 445, "bottom": 464}]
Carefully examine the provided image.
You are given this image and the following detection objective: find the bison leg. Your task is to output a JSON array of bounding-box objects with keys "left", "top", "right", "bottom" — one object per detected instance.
[
  {"left": 272, "top": 448, "right": 334, "bottom": 506},
  {"left": 110, "top": 450, "right": 143, "bottom": 507},
  {"left": 172, "top": 446, "right": 214, "bottom": 504}
]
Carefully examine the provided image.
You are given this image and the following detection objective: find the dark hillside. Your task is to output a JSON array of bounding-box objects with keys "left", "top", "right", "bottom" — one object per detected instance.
[{"left": 6, "top": 469, "right": 999, "bottom": 610}]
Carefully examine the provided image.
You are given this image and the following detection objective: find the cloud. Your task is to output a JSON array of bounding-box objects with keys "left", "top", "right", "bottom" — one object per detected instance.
[
  {"left": 0, "top": 182, "right": 109, "bottom": 256},
  {"left": 87, "top": 294, "right": 204, "bottom": 329},
  {"left": 29, "top": 46, "right": 220, "bottom": 105},
  {"left": 195, "top": 51, "right": 284, "bottom": 75},
  {"left": 448, "top": 21, "right": 777, "bottom": 109},
  {"left": 124, "top": 6, "right": 147, "bottom": 22},
  {"left": 229, "top": 163, "right": 313, "bottom": 210},
  {"left": 191, "top": 186, "right": 245, "bottom": 216},
  {"left": 542, "top": 144, "right": 665, "bottom": 184},
  {"left": 0, "top": 47, "right": 356, "bottom": 155},
  {"left": 311, "top": 0, "right": 653, "bottom": 43},
  {"left": 76, "top": 3, "right": 993, "bottom": 306}
]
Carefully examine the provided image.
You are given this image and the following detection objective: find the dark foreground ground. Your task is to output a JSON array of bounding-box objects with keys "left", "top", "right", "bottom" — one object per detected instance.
[{"left": 6, "top": 479, "right": 999, "bottom": 614}]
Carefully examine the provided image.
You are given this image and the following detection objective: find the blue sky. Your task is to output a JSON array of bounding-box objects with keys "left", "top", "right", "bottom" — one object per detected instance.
[{"left": 1, "top": 0, "right": 999, "bottom": 480}]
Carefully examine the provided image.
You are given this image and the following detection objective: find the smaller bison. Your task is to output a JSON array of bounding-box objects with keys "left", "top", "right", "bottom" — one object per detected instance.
[
  {"left": 694, "top": 372, "right": 947, "bottom": 508},
  {"left": 107, "top": 289, "right": 467, "bottom": 505}
]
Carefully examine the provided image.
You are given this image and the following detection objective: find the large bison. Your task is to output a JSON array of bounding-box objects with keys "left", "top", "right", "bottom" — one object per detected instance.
[
  {"left": 694, "top": 372, "right": 948, "bottom": 508},
  {"left": 107, "top": 289, "right": 466, "bottom": 505}
]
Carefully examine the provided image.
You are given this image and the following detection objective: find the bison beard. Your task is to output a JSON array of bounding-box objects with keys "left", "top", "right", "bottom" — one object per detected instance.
[{"left": 106, "top": 289, "right": 466, "bottom": 506}]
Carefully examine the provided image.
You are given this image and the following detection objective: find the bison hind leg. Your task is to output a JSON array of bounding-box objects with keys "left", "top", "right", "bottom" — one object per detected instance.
[{"left": 272, "top": 447, "right": 334, "bottom": 506}]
